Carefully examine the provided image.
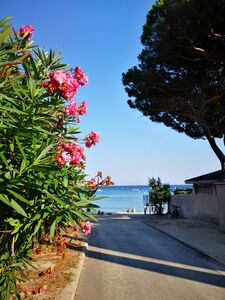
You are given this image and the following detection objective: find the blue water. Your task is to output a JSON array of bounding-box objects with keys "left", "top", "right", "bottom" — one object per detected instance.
[{"left": 94, "top": 185, "right": 192, "bottom": 213}]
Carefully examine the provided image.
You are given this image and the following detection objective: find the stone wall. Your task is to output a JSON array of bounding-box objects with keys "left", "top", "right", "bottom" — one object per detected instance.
[
  {"left": 170, "top": 194, "right": 194, "bottom": 218},
  {"left": 216, "top": 184, "right": 225, "bottom": 232},
  {"left": 192, "top": 184, "right": 219, "bottom": 224},
  {"left": 170, "top": 184, "right": 225, "bottom": 231}
]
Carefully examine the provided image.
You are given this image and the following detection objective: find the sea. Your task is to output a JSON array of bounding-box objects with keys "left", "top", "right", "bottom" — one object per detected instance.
[{"left": 94, "top": 185, "right": 192, "bottom": 213}]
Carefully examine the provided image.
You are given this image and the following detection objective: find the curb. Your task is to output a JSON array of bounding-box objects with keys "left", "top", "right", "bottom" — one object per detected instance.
[
  {"left": 57, "top": 242, "right": 88, "bottom": 300},
  {"left": 147, "top": 222, "right": 225, "bottom": 267}
]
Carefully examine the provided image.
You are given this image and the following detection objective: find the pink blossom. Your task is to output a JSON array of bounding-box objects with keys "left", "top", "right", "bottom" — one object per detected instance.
[
  {"left": 38, "top": 285, "right": 47, "bottom": 295},
  {"left": 48, "top": 71, "right": 79, "bottom": 100},
  {"left": 74, "top": 66, "right": 88, "bottom": 86},
  {"left": 19, "top": 25, "right": 34, "bottom": 41},
  {"left": 65, "top": 101, "right": 78, "bottom": 116},
  {"left": 50, "top": 70, "right": 67, "bottom": 85},
  {"left": 105, "top": 176, "right": 114, "bottom": 186},
  {"left": 85, "top": 140, "right": 93, "bottom": 148},
  {"left": 62, "top": 73, "right": 79, "bottom": 100},
  {"left": 75, "top": 116, "right": 80, "bottom": 123},
  {"left": 62, "top": 143, "right": 84, "bottom": 156},
  {"left": 88, "top": 177, "right": 97, "bottom": 189},
  {"left": 82, "top": 221, "right": 92, "bottom": 235},
  {"left": 55, "top": 143, "right": 84, "bottom": 166},
  {"left": 77, "top": 101, "right": 88, "bottom": 115},
  {"left": 61, "top": 151, "right": 72, "bottom": 163},
  {"left": 85, "top": 131, "right": 100, "bottom": 148},
  {"left": 55, "top": 153, "right": 65, "bottom": 166},
  {"left": 70, "top": 150, "right": 83, "bottom": 165}
]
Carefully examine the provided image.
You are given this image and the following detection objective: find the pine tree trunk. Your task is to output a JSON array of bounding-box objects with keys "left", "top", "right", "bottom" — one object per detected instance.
[
  {"left": 194, "top": 111, "right": 225, "bottom": 170},
  {"left": 206, "top": 135, "right": 225, "bottom": 170}
]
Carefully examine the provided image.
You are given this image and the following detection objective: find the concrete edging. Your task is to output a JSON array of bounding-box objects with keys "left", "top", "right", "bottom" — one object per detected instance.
[
  {"left": 57, "top": 242, "right": 88, "bottom": 300},
  {"left": 147, "top": 222, "right": 225, "bottom": 266}
]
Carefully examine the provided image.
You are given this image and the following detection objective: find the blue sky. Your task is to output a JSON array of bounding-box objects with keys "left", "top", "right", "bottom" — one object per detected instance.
[{"left": 1, "top": 0, "right": 222, "bottom": 185}]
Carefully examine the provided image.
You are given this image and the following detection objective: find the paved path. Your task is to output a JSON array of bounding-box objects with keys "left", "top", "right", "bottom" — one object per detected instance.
[
  {"left": 75, "top": 214, "right": 225, "bottom": 300},
  {"left": 144, "top": 216, "right": 225, "bottom": 265}
]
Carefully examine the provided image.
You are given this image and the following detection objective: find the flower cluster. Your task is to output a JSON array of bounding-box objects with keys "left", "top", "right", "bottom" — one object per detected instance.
[
  {"left": 74, "top": 66, "right": 88, "bottom": 86},
  {"left": 43, "top": 71, "right": 79, "bottom": 101},
  {"left": 77, "top": 100, "right": 88, "bottom": 115},
  {"left": 19, "top": 25, "right": 34, "bottom": 41},
  {"left": 87, "top": 172, "right": 114, "bottom": 190},
  {"left": 43, "top": 66, "right": 88, "bottom": 101},
  {"left": 82, "top": 221, "right": 92, "bottom": 235},
  {"left": 85, "top": 131, "right": 100, "bottom": 148},
  {"left": 65, "top": 100, "right": 88, "bottom": 117},
  {"left": 55, "top": 142, "right": 84, "bottom": 166}
]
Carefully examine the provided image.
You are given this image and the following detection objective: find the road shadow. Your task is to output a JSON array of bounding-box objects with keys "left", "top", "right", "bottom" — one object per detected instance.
[
  {"left": 86, "top": 249, "right": 225, "bottom": 288},
  {"left": 85, "top": 213, "right": 225, "bottom": 288}
]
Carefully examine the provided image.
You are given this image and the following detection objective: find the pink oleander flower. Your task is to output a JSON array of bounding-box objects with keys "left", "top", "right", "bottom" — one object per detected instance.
[
  {"left": 75, "top": 116, "right": 80, "bottom": 123},
  {"left": 88, "top": 177, "right": 97, "bottom": 189},
  {"left": 61, "top": 151, "right": 72, "bottom": 163},
  {"left": 97, "top": 171, "right": 103, "bottom": 179},
  {"left": 19, "top": 25, "right": 34, "bottom": 41},
  {"left": 47, "top": 71, "right": 79, "bottom": 100},
  {"left": 85, "top": 131, "right": 100, "bottom": 148},
  {"left": 70, "top": 150, "right": 83, "bottom": 165},
  {"left": 74, "top": 66, "right": 88, "bottom": 86},
  {"left": 77, "top": 100, "right": 88, "bottom": 115},
  {"left": 105, "top": 176, "right": 114, "bottom": 186},
  {"left": 82, "top": 221, "right": 92, "bottom": 235},
  {"left": 65, "top": 101, "right": 78, "bottom": 116},
  {"left": 55, "top": 153, "right": 66, "bottom": 166},
  {"left": 55, "top": 142, "right": 84, "bottom": 166}
]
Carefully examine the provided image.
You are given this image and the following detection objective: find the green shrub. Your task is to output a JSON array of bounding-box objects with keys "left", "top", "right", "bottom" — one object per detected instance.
[
  {"left": 174, "top": 189, "right": 192, "bottom": 195},
  {"left": 0, "top": 17, "right": 104, "bottom": 299},
  {"left": 149, "top": 177, "right": 170, "bottom": 215}
]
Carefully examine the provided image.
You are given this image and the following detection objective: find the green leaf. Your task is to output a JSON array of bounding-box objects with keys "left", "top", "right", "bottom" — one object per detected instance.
[
  {"left": 36, "top": 144, "right": 53, "bottom": 161},
  {"left": 43, "top": 191, "right": 65, "bottom": 206},
  {"left": 30, "top": 213, "right": 41, "bottom": 222},
  {"left": 82, "top": 211, "right": 98, "bottom": 222},
  {"left": 4, "top": 171, "right": 11, "bottom": 179},
  {"left": 50, "top": 220, "right": 56, "bottom": 239},
  {"left": 0, "top": 253, "right": 10, "bottom": 260},
  {"left": 0, "top": 93, "right": 18, "bottom": 105},
  {"left": 0, "top": 152, "right": 9, "bottom": 167},
  {"left": 63, "top": 176, "right": 68, "bottom": 188},
  {"left": 0, "top": 16, "right": 12, "bottom": 27},
  {"left": 29, "top": 56, "right": 39, "bottom": 79},
  {"left": 0, "top": 194, "right": 10, "bottom": 206},
  {"left": 56, "top": 215, "right": 63, "bottom": 223},
  {"left": 9, "top": 143, "right": 14, "bottom": 152},
  {"left": 33, "top": 126, "right": 53, "bottom": 135},
  {"left": 0, "top": 105, "right": 27, "bottom": 115},
  {"left": 11, "top": 223, "right": 23, "bottom": 234},
  {"left": 20, "top": 159, "right": 27, "bottom": 173},
  {"left": 50, "top": 63, "right": 68, "bottom": 70},
  {"left": 7, "top": 189, "right": 30, "bottom": 204},
  {"left": 0, "top": 25, "right": 11, "bottom": 44},
  {"left": 71, "top": 210, "right": 85, "bottom": 220},
  {"left": 15, "top": 137, "right": 27, "bottom": 161},
  {"left": 91, "top": 196, "right": 106, "bottom": 201},
  {"left": 32, "top": 220, "right": 42, "bottom": 239},
  {"left": 11, "top": 199, "right": 27, "bottom": 217}
]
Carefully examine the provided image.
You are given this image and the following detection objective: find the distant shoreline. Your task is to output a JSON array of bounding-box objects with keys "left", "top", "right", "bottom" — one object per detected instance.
[{"left": 97, "top": 184, "right": 192, "bottom": 187}]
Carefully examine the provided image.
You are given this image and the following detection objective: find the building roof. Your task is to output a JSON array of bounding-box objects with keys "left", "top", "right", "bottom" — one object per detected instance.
[{"left": 185, "top": 170, "right": 225, "bottom": 184}]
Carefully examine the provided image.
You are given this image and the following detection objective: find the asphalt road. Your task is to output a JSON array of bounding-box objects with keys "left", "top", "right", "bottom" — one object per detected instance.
[{"left": 75, "top": 214, "right": 225, "bottom": 300}]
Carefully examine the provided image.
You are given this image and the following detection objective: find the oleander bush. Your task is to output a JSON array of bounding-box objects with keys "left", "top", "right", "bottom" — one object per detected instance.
[{"left": 0, "top": 17, "right": 112, "bottom": 299}]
